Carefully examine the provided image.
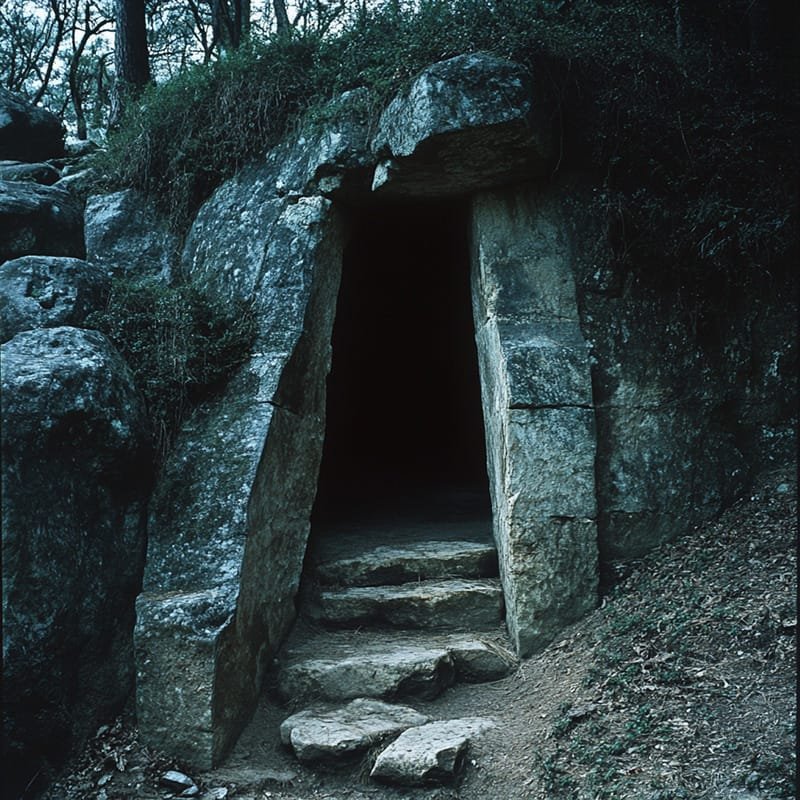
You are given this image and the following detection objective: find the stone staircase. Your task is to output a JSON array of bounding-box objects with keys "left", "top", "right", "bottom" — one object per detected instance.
[{"left": 272, "top": 522, "right": 518, "bottom": 786}]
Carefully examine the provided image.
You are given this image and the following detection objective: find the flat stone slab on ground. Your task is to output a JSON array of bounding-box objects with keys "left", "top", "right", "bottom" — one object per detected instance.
[
  {"left": 313, "top": 578, "right": 504, "bottom": 630},
  {"left": 371, "top": 717, "right": 496, "bottom": 786},
  {"left": 280, "top": 698, "right": 429, "bottom": 765},
  {"left": 277, "top": 631, "right": 516, "bottom": 702},
  {"left": 314, "top": 539, "right": 498, "bottom": 587},
  {"left": 278, "top": 640, "right": 454, "bottom": 702}
]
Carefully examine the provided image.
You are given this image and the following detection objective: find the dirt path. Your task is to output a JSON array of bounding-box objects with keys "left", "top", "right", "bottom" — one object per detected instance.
[{"left": 44, "top": 467, "right": 796, "bottom": 800}]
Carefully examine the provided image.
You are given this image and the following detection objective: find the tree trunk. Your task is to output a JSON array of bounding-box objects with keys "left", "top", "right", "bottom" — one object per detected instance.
[
  {"left": 273, "top": 0, "right": 290, "bottom": 34},
  {"left": 111, "top": 0, "right": 150, "bottom": 127}
]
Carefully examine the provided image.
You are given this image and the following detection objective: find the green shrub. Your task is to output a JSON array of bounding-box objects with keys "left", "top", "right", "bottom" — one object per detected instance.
[{"left": 86, "top": 277, "right": 257, "bottom": 458}]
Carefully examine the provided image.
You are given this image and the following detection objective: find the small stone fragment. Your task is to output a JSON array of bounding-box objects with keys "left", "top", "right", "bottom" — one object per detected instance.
[
  {"left": 160, "top": 770, "right": 195, "bottom": 791},
  {"left": 371, "top": 717, "right": 495, "bottom": 786},
  {"left": 203, "top": 787, "right": 228, "bottom": 799}
]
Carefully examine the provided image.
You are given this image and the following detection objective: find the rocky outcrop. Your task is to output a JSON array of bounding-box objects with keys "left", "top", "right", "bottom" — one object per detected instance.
[
  {"left": 84, "top": 189, "right": 180, "bottom": 280},
  {"left": 1, "top": 326, "right": 151, "bottom": 798},
  {"left": 0, "top": 180, "right": 84, "bottom": 263},
  {"left": 0, "top": 88, "right": 65, "bottom": 161},
  {"left": 132, "top": 50, "right": 797, "bottom": 772},
  {"left": 0, "top": 255, "right": 110, "bottom": 342}
]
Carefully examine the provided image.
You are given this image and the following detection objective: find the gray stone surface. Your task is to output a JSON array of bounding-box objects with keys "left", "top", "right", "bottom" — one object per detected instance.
[
  {"left": 313, "top": 578, "right": 504, "bottom": 631},
  {"left": 0, "top": 88, "right": 65, "bottom": 161},
  {"left": 1, "top": 326, "right": 150, "bottom": 797},
  {"left": 0, "top": 179, "right": 84, "bottom": 263},
  {"left": 280, "top": 699, "right": 429, "bottom": 765},
  {"left": 0, "top": 255, "right": 110, "bottom": 342},
  {"left": 445, "top": 637, "right": 518, "bottom": 682},
  {"left": 371, "top": 717, "right": 495, "bottom": 786},
  {"left": 277, "top": 631, "right": 516, "bottom": 703},
  {"left": 470, "top": 186, "right": 599, "bottom": 656},
  {"left": 135, "top": 164, "right": 345, "bottom": 767},
  {"left": 278, "top": 636, "right": 455, "bottom": 702},
  {"left": 314, "top": 539, "right": 498, "bottom": 587},
  {"left": 84, "top": 189, "right": 180, "bottom": 280},
  {"left": 559, "top": 179, "right": 759, "bottom": 559},
  {"left": 371, "top": 53, "right": 552, "bottom": 196},
  {"left": 131, "top": 52, "right": 797, "bottom": 774},
  {"left": 0, "top": 160, "right": 60, "bottom": 184}
]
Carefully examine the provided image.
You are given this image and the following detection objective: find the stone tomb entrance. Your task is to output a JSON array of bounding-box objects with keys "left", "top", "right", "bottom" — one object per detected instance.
[
  {"left": 311, "top": 199, "right": 491, "bottom": 543},
  {"left": 296, "top": 198, "right": 501, "bottom": 638}
]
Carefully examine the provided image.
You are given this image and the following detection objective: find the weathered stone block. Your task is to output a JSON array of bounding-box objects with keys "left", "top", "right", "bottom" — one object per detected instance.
[
  {"left": 371, "top": 717, "right": 495, "bottom": 786},
  {"left": 0, "top": 180, "right": 84, "bottom": 263},
  {"left": 371, "top": 53, "right": 552, "bottom": 196},
  {"left": 471, "top": 185, "right": 598, "bottom": 656},
  {"left": 84, "top": 189, "right": 179, "bottom": 280},
  {"left": 135, "top": 170, "right": 344, "bottom": 767},
  {"left": 280, "top": 699, "right": 429, "bottom": 765},
  {"left": 0, "top": 255, "right": 109, "bottom": 343}
]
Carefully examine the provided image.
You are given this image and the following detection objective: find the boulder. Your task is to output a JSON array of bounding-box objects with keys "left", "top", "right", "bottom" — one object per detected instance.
[
  {"left": 1, "top": 326, "right": 152, "bottom": 798},
  {"left": 370, "top": 52, "right": 552, "bottom": 196},
  {"left": 0, "top": 160, "right": 60, "bottom": 184},
  {"left": 280, "top": 699, "right": 429, "bottom": 765},
  {"left": 0, "top": 88, "right": 65, "bottom": 161},
  {"left": 0, "top": 255, "right": 110, "bottom": 343},
  {"left": 84, "top": 189, "right": 180, "bottom": 280},
  {"left": 371, "top": 717, "right": 495, "bottom": 786},
  {"left": 0, "top": 180, "right": 84, "bottom": 263}
]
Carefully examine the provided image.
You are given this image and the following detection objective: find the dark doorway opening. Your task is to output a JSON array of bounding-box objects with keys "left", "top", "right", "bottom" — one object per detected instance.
[{"left": 311, "top": 199, "right": 491, "bottom": 534}]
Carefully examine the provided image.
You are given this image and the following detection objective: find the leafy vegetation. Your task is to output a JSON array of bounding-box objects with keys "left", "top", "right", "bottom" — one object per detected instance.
[
  {"left": 539, "top": 473, "right": 797, "bottom": 798},
  {"left": 91, "top": 0, "right": 798, "bottom": 298},
  {"left": 86, "top": 277, "right": 257, "bottom": 458}
]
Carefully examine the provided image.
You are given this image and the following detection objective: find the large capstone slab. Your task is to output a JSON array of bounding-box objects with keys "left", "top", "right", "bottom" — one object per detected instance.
[
  {"left": 1, "top": 326, "right": 151, "bottom": 798},
  {"left": 371, "top": 52, "right": 552, "bottom": 196}
]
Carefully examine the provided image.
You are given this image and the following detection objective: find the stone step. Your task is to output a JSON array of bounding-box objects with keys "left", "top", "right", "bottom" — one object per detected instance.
[
  {"left": 280, "top": 698, "right": 429, "bottom": 766},
  {"left": 312, "top": 539, "right": 499, "bottom": 588},
  {"left": 371, "top": 717, "right": 496, "bottom": 786},
  {"left": 276, "top": 630, "right": 517, "bottom": 703},
  {"left": 308, "top": 578, "right": 505, "bottom": 631}
]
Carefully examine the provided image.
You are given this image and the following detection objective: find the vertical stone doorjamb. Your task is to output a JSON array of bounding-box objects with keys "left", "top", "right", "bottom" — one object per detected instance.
[{"left": 469, "top": 185, "right": 599, "bottom": 656}]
